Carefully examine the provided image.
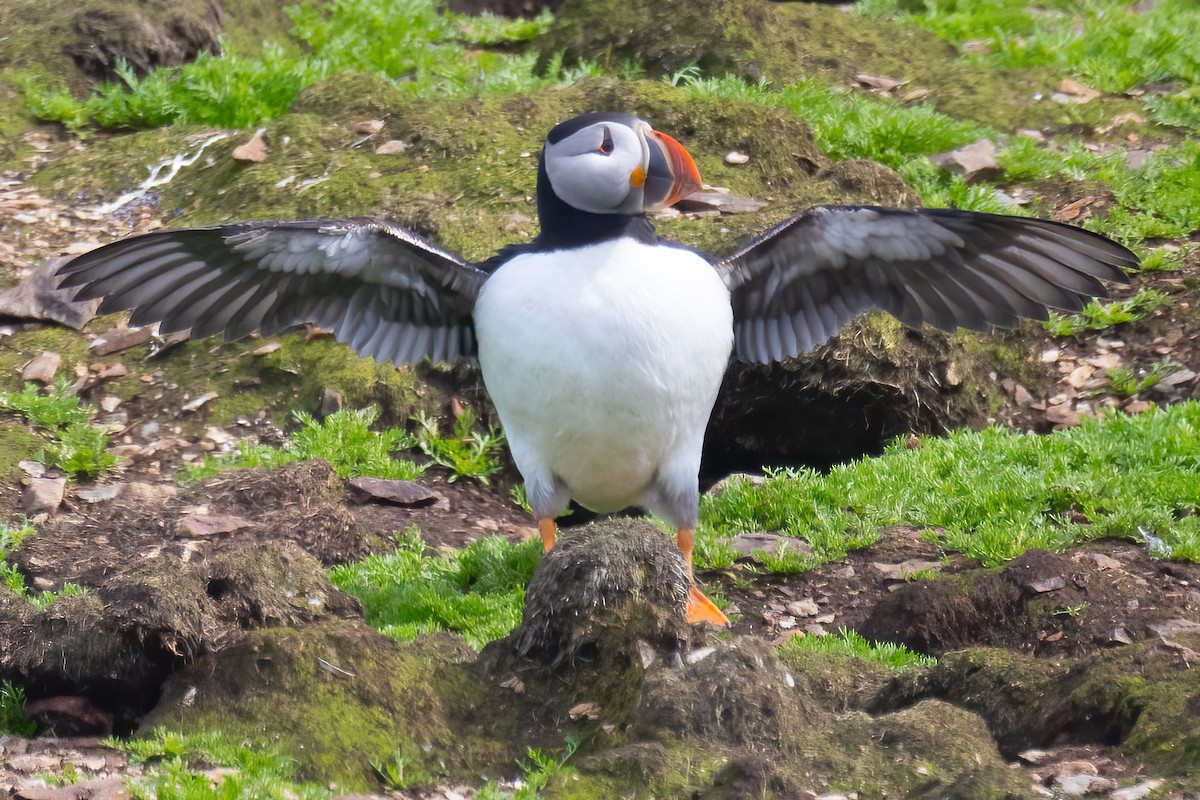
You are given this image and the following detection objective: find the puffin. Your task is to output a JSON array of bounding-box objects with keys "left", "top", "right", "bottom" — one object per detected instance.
[{"left": 57, "top": 112, "right": 1136, "bottom": 626}]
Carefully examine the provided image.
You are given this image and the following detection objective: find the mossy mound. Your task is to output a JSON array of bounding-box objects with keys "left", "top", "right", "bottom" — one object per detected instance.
[
  {"left": 1, "top": 535, "right": 359, "bottom": 732},
  {"left": 706, "top": 311, "right": 1040, "bottom": 471},
  {"left": 143, "top": 624, "right": 490, "bottom": 790},
  {"left": 9, "top": 517, "right": 1032, "bottom": 795},
  {"left": 775, "top": 645, "right": 898, "bottom": 714},
  {"left": 818, "top": 699, "right": 1029, "bottom": 799},
  {"left": 0, "top": 317, "right": 442, "bottom": 434},
  {"left": 535, "top": 0, "right": 773, "bottom": 81},
  {"left": 0, "top": 0, "right": 298, "bottom": 163},
  {"left": 541, "top": 0, "right": 1140, "bottom": 131},
  {"left": 875, "top": 643, "right": 1200, "bottom": 787},
  {"left": 0, "top": 0, "right": 295, "bottom": 85},
  {"left": 511, "top": 518, "right": 693, "bottom": 670}
]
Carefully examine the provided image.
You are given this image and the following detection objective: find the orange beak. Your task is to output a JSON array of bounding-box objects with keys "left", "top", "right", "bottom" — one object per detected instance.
[{"left": 643, "top": 129, "right": 702, "bottom": 210}]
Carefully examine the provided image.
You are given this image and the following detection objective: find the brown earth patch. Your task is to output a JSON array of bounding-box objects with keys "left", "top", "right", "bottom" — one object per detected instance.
[{"left": 721, "top": 533, "right": 1200, "bottom": 662}]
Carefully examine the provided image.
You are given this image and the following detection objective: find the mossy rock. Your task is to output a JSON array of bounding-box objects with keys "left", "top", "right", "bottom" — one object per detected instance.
[
  {"left": 813, "top": 699, "right": 1031, "bottom": 798},
  {"left": 873, "top": 643, "right": 1200, "bottom": 788},
  {"left": 2, "top": 532, "right": 362, "bottom": 732},
  {"left": 143, "top": 624, "right": 492, "bottom": 789},
  {"left": 0, "top": 315, "right": 442, "bottom": 434},
  {"left": 872, "top": 648, "right": 1067, "bottom": 756},
  {"left": 775, "top": 645, "right": 898, "bottom": 714}
]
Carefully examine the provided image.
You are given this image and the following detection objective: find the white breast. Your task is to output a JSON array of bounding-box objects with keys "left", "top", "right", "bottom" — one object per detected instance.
[{"left": 473, "top": 238, "right": 733, "bottom": 524}]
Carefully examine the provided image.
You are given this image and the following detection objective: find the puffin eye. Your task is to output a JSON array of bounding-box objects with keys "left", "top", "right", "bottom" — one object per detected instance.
[{"left": 596, "top": 126, "right": 614, "bottom": 155}]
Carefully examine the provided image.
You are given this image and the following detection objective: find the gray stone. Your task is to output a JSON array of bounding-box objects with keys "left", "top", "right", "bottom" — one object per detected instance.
[{"left": 23, "top": 477, "right": 67, "bottom": 517}]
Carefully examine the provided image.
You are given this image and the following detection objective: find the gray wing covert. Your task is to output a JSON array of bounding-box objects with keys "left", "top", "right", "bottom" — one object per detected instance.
[
  {"left": 715, "top": 205, "right": 1136, "bottom": 364},
  {"left": 57, "top": 217, "right": 488, "bottom": 364}
]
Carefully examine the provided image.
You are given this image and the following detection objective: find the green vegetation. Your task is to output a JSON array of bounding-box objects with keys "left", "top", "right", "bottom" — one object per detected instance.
[
  {"left": 700, "top": 402, "right": 1200, "bottom": 568},
  {"left": 111, "top": 726, "right": 578, "bottom": 798},
  {"left": 22, "top": 0, "right": 553, "bottom": 133},
  {"left": 0, "top": 381, "right": 116, "bottom": 478},
  {"left": 1042, "top": 288, "right": 1170, "bottom": 338},
  {"left": 0, "top": 517, "right": 36, "bottom": 557},
  {"left": 182, "top": 405, "right": 506, "bottom": 486},
  {"left": 857, "top": 0, "right": 1200, "bottom": 132},
  {"left": 2, "top": 561, "right": 88, "bottom": 610},
  {"left": 674, "top": 68, "right": 1200, "bottom": 247},
  {"left": 0, "top": 381, "right": 92, "bottom": 427},
  {"left": 779, "top": 628, "right": 935, "bottom": 669},
  {"left": 999, "top": 137, "right": 1200, "bottom": 243},
  {"left": 753, "top": 542, "right": 815, "bottom": 575},
  {"left": 476, "top": 735, "right": 580, "bottom": 800},
  {"left": 414, "top": 407, "right": 506, "bottom": 484},
  {"left": 182, "top": 407, "right": 426, "bottom": 484},
  {"left": 670, "top": 69, "right": 1007, "bottom": 215},
  {"left": 108, "top": 728, "right": 330, "bottom": 800},
  {"left": 0, "top": 680, "right": 37, "bottom": 737},
  {"left": 372, "top": 750, "right": 439, "bottom": 790},
  {"left": 1, "top": 518, "right": 87, "bottom": 610},
  {"left": 1106, "top": 357, "right": 1181, "bottom": 398},
  {"left": 329, "top": 528, "right": 540, "bottom": 648}
]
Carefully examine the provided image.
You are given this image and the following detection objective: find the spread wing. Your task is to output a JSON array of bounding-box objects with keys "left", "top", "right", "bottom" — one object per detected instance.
[
  {"left": 715, "top": 205, "right": 1137, "bottom": 363},
  {"left": 57, "top": 217, "right": 488, "bottom": 364}
]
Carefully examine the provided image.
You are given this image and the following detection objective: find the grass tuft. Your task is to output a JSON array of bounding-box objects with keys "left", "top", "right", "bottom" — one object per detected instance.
[
  {"left": 778, "top": 627, "right": 935, "bottom": 669},
  {"left": 0, "top": 681, "right": 37, "bottom": 737},
  {"left": 414, "top": 407, "right": 506, "bottom": 484},
  {"left": 23, "top": 0, "right": 554, "bottom": 133},
  {"left": 1042, "top": 288, "right": 1169, "bottom": 338},
  {"left": 0, "top": 381, "right": 116, "bottom": 479},
  {"left": 329, "top": 528, "right": 540, "bottom": 648},
  {"left": 477, "top": 734, "right": 580, "bottom": 800},
  {"left": 701, "top": 402, "right": 1200, "bottom": 568},
  {"left": 1106, "top": 356, "right": 1181, "bottom": 398},
  {"left": 109, "top": 728, "right": 331, "bottom": 800},
  {"left": 182, "top": 407, "right": 425, "bottom": 484}
]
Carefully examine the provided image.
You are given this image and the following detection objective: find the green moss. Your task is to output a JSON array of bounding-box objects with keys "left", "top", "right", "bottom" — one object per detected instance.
[
  {"left": 813, "top": 700, "right": 1028, "bottom": 798},
  {"left": 537, "top": 0, "right": 773, "bottom": 81},
  {"left": 139, "top": 331, "right": 438, "bottom": 429},
  {"left": 31, "top": 126, "right": 228, "bottom": 200},
  {"left": 775, "top": 647, "right": 898, "bottom": 713},
  {"left": 0, "top": 327, "right": 93, "bottom": 392},
  {"left": 953, "top": 326, "right": 1050, "bottom": 416},
  {"left": 554, "top": 745, "right": 731, "bottom": 799},
  {"left": 542, "top": 0, "right": 1140, "bottom": 132},
  {"left": 0, "top": 423, "right": 46, "bottom": 482},
  {"left": 33, "top": 78, "right": 840, "bottom": 262},
  {"left": 1121, "top": 669, "right": 1200, "bottom": 775},
  {"left": 142, "top": 625, "right": 499, "bottom": 789}
]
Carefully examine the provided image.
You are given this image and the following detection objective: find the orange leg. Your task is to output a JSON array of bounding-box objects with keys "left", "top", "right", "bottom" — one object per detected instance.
[
  {"left": 677, "top": 528, "right": 729, "bottom": 626},
  {"left": 538, "top": 518, "right": 557, "bottom": 552}
]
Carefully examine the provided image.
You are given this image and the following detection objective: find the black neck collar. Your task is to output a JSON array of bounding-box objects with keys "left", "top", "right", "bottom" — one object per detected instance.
[{"left": 532, "top": 155, "right": 658, "bottom": 250}]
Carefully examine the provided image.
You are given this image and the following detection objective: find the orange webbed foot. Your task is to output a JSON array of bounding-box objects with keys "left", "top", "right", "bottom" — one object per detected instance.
[{"left": 686, "top": 584, "right": 730, "bottom": 626}]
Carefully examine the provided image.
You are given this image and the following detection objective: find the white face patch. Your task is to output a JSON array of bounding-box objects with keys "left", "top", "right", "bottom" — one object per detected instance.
[{"left": 543, "top": 121, "right": 649, "bottom": 214}]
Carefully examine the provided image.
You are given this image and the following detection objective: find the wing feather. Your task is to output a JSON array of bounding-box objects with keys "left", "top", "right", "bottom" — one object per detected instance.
[
  {"left": 58, "top": 217, "right": 486, "bottom": 365},
  {"left": 715, "top": 205, "right": 1134, "bottom": 363}
]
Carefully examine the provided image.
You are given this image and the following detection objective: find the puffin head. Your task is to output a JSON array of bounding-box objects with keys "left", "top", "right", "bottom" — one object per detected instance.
[{"left": 540, "top": 112, "right": 702, "bottom": 216}]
